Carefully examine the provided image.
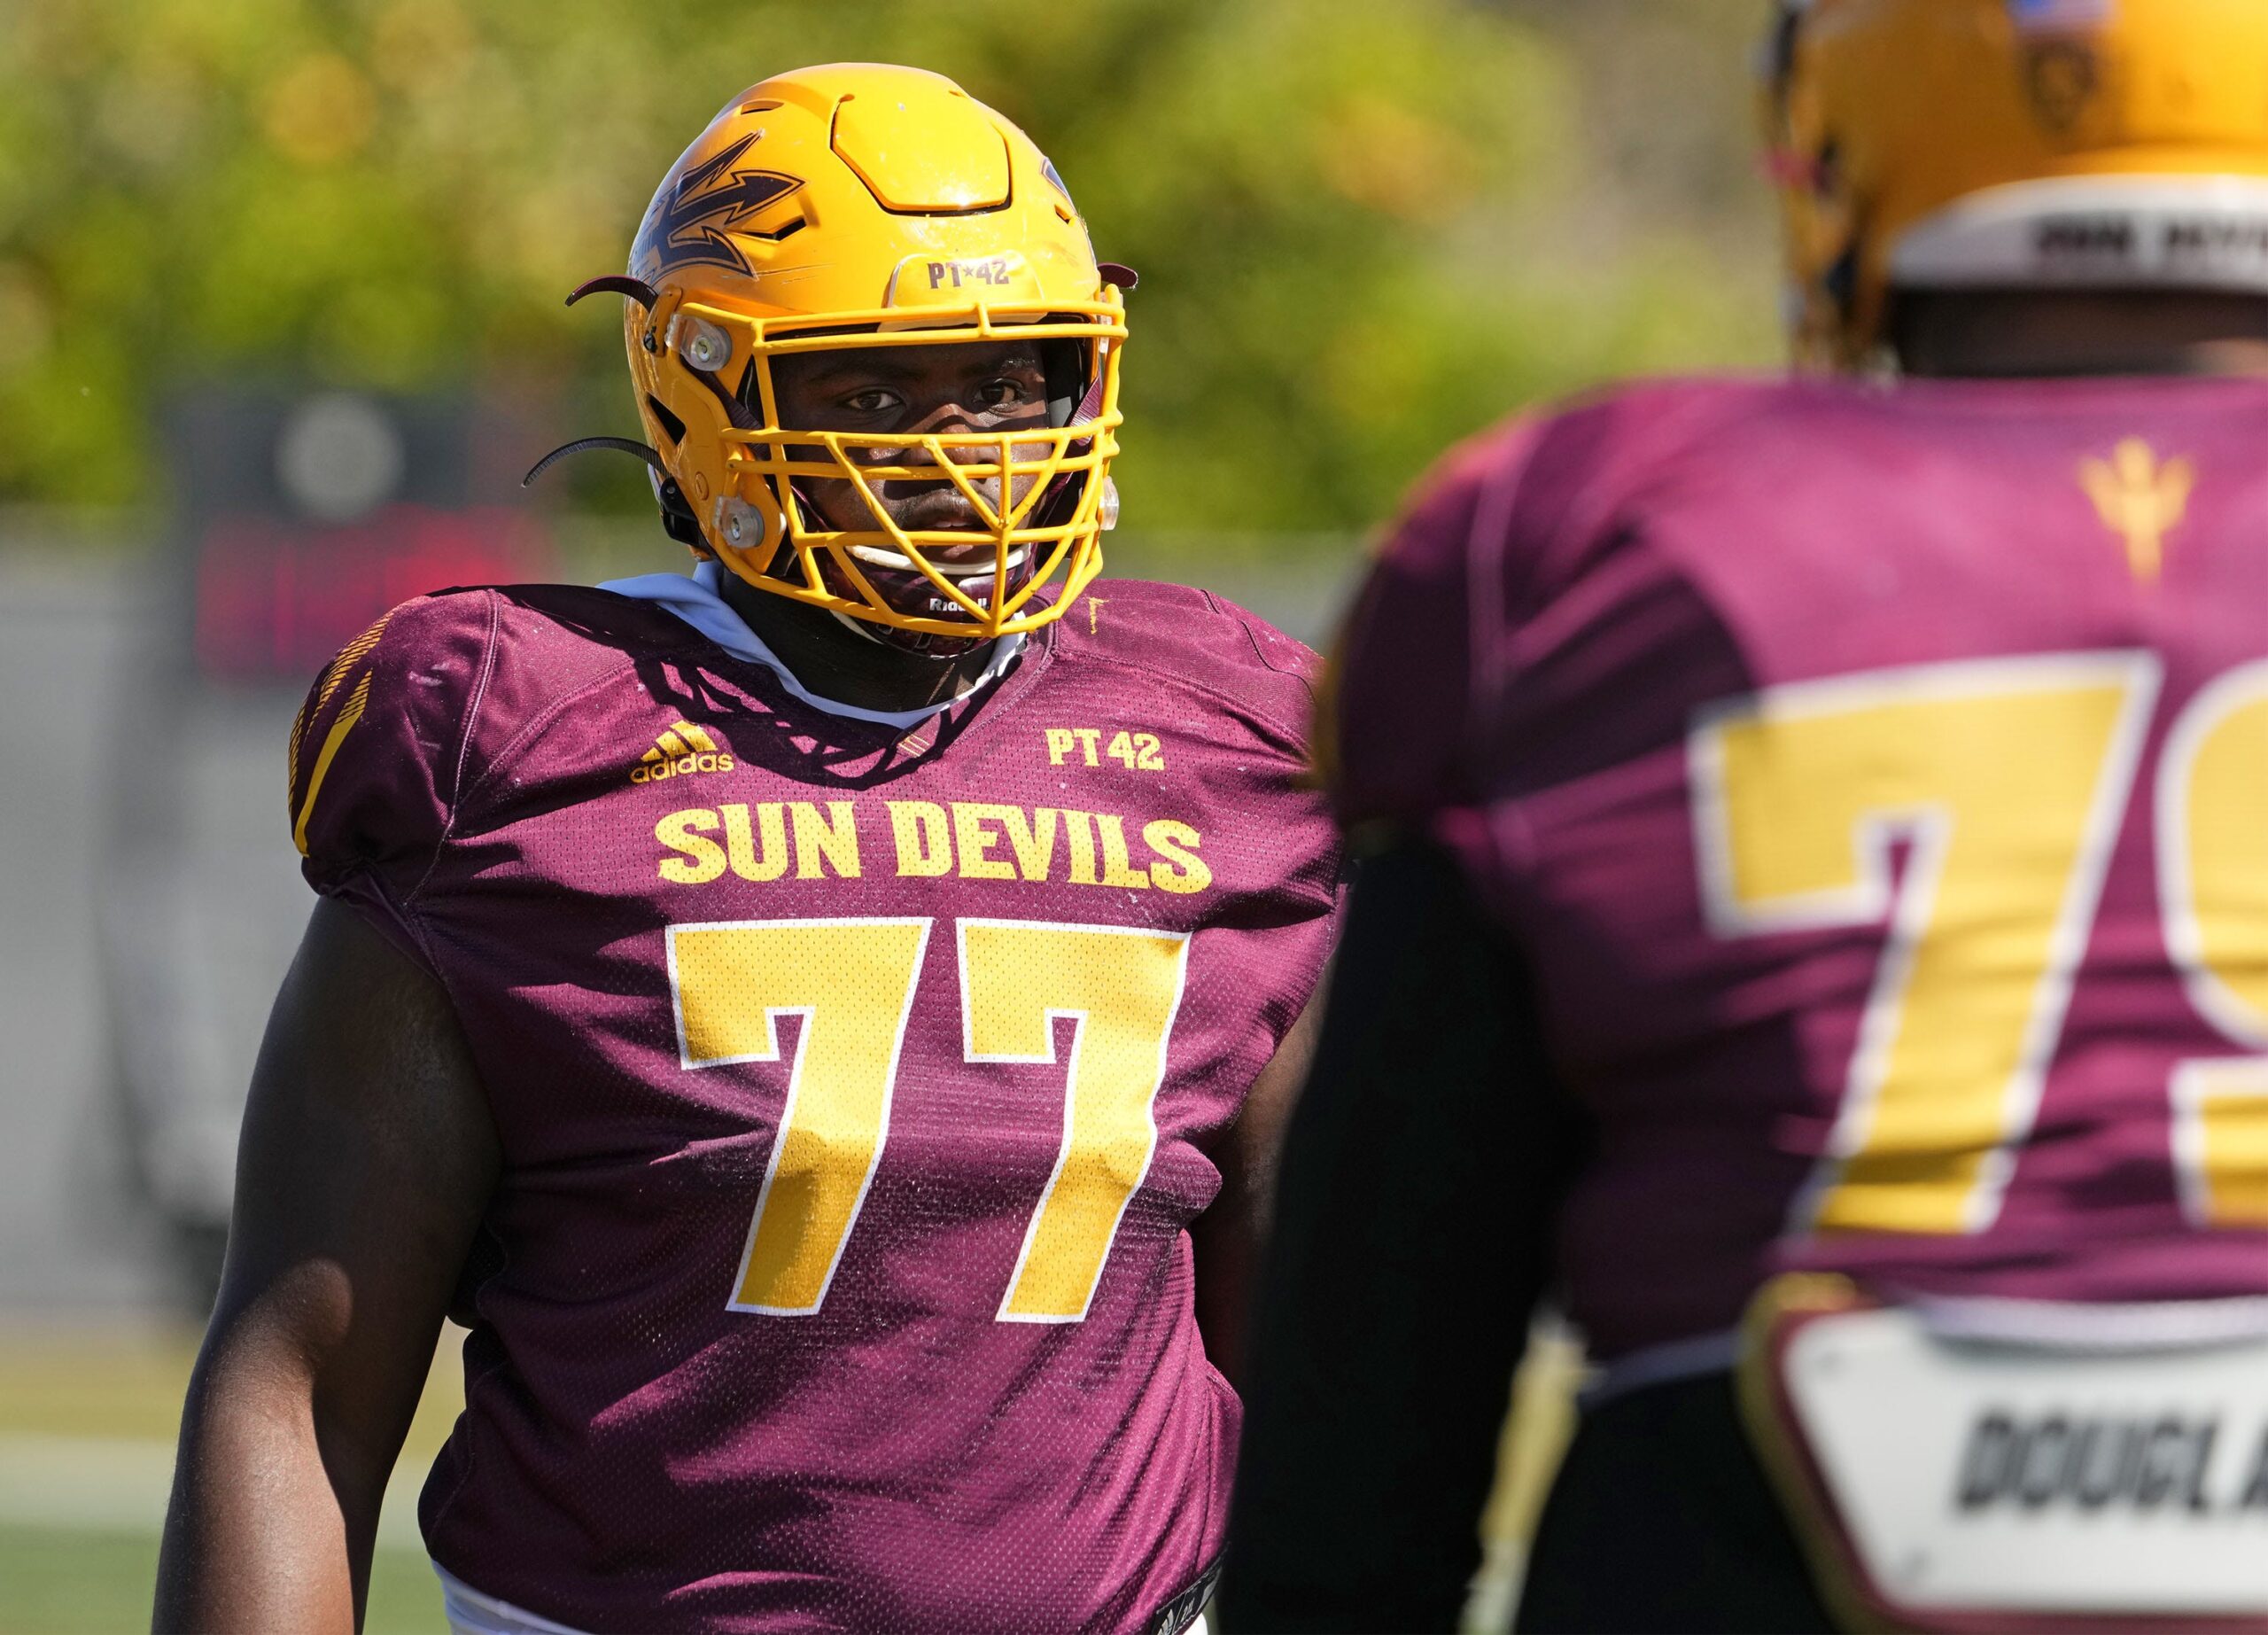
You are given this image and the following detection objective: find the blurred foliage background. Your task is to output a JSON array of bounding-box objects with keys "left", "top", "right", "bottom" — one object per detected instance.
[{"left": 0, "top": 0, "right": 1780, "bottom": 541}]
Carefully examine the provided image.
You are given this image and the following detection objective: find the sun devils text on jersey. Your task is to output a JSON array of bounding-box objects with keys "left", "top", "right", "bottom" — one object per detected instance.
[
  {"left": 1332, "top": 374, "right": 2268, "bottom": 1366},
  {"left": 285, "top": 577, "right": 1339, "bottom": 1633}
]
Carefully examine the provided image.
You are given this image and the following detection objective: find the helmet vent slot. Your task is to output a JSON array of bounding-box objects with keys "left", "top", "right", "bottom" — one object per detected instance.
[{"left": 645, "top": 394, "right": 686, "bottom": 448}]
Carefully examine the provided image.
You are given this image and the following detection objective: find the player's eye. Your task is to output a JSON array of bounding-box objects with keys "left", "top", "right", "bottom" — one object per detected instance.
[
  {"left": 974, "top": 376, "right": 1035, "bottom": 410},
  {"left": 841, "top": 387, "right": 904, "bottom": 415}
]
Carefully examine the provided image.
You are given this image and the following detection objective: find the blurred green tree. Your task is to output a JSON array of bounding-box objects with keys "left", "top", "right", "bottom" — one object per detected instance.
[{"left": 0, "top": 0, "right": 1778, "bottom": 533}]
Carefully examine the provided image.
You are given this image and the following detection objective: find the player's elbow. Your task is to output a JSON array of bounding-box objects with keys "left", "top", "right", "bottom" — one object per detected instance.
[{"left": 184, "top": 1256, "right": 394, "bottom": 1499}]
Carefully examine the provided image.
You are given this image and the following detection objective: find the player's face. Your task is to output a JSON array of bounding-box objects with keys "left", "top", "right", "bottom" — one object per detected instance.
[{"left": 769, "top": 339, "right": 1056, "bottom": 560}]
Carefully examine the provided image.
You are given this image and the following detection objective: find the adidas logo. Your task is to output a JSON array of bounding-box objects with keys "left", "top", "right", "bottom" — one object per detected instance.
[{"left": 632, "top": 721, "right": 735, "bottom": 784}]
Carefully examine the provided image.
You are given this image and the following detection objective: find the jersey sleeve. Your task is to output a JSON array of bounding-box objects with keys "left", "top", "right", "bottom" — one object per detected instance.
[
  {"left": 285, "top": 590, "right": 498, "bottom": 963},
  {"left": 1324, "top": 421, "right": 1543, "bottom": 836},
  {"left": 1222, "top": 840, "right": 1581, "bottom": 1629}
]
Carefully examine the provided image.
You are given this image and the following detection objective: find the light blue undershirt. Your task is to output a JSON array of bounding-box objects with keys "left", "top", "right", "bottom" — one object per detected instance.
[{"left": 599, "top": 558, "right": 1025, "bottom": 730}]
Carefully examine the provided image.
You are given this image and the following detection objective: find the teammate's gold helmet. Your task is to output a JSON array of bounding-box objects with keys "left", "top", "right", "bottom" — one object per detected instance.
[
  {"left": 1765, "top": 0, "right": 2268, "bottom": 370},
  {"left": 579, "top": 64, "right": 1127, "bottom": 640}
]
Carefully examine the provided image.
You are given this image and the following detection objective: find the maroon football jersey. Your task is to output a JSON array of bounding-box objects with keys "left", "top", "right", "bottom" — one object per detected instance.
[
  {"left": 285, "top": 577, "right": 1340, "bottom": 1632},
  {"left": 1333, "top": 376, "right": 2268, "bottom": 1364}
]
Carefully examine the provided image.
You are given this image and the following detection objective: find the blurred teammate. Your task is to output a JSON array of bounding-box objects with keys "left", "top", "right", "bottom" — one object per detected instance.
[
  {"left": 155, "top": 65, "right": 1339, "bottom": 1635},
  {"left": 1225, "top": 3, "right": 2268, "bottom": 1630}
]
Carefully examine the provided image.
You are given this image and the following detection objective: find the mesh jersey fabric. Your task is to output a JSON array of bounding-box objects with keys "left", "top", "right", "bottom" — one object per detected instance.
[
  {"left": 1330, "top": 374, "right": 2268, "bottom": 1364},
  {"left": 285, "top": 575, "right": 1342, "bottom": 1633}
]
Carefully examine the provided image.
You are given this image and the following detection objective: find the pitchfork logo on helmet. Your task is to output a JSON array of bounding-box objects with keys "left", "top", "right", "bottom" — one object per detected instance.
[
  {"left": 643, "top": 135, "right": 803, "bottom": 277},
  {"left": 1765, "top": 0, "right": 2268, "bottom": 370},
  {"left": 526, "top": 62, "right": 1130, "bottom": 645}
]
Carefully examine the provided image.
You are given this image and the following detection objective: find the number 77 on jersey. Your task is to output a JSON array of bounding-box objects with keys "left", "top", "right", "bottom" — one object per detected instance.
[{"left": 667, "top": 915, "right": 1192, "bottom": 1321}]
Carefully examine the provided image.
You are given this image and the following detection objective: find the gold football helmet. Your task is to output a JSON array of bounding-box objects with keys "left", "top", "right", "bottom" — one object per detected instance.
[
  {"left": 544, "top": 64, "right": 1127, "bottom": 640},
  {"left": 1765, "top": 0, "right": 2268, "bottom": 370}
]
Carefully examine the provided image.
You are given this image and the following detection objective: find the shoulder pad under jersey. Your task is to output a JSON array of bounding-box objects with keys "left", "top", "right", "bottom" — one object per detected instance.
[{"left": 1052, "top": 577, "right": 1322, "bottom": 755}]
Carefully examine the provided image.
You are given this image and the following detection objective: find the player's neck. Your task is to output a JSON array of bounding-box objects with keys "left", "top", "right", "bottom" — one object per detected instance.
[
  {"left": 713, "top": 569, "right": 1007, "bottom": 717},
  {"left": 1905, "top": 339, "right": 2268, "bottom": 380},
  {"left": 1895, "top": 289, "right": 2268, "bottom": 380}
]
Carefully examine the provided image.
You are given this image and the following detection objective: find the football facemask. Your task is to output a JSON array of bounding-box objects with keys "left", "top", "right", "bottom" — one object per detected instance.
[{"left": 698, "top": 307, "right": 1123, "bottom": 643}]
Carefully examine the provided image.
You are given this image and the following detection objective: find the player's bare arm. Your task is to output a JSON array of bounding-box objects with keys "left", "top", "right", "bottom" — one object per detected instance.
[
  {"left": 154, "top": 900, "right": 497, "bottom": 1634},
  {"left": 1190, "top": 993, "right": 1323, "bottom": 1389}
]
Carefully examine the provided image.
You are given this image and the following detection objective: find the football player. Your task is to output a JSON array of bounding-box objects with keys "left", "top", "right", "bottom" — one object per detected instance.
[
  {"left": 154, "top": 65, "right": 1339, "bottom": 1635},
  {"left": 1223, "top": 3, "right": 2268, "bottom": 1631}
]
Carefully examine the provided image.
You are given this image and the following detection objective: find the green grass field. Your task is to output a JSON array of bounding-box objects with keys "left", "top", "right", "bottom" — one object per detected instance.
[
  {"left": 0, "top": 1530, "right": 445, "bottom": 1635},
  {"left": 0, "top": 1322, "right": 1579, "bottom": 1634},
  {"left": 0, "top": 1323, "right": 463, "bottom": 1635}
]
